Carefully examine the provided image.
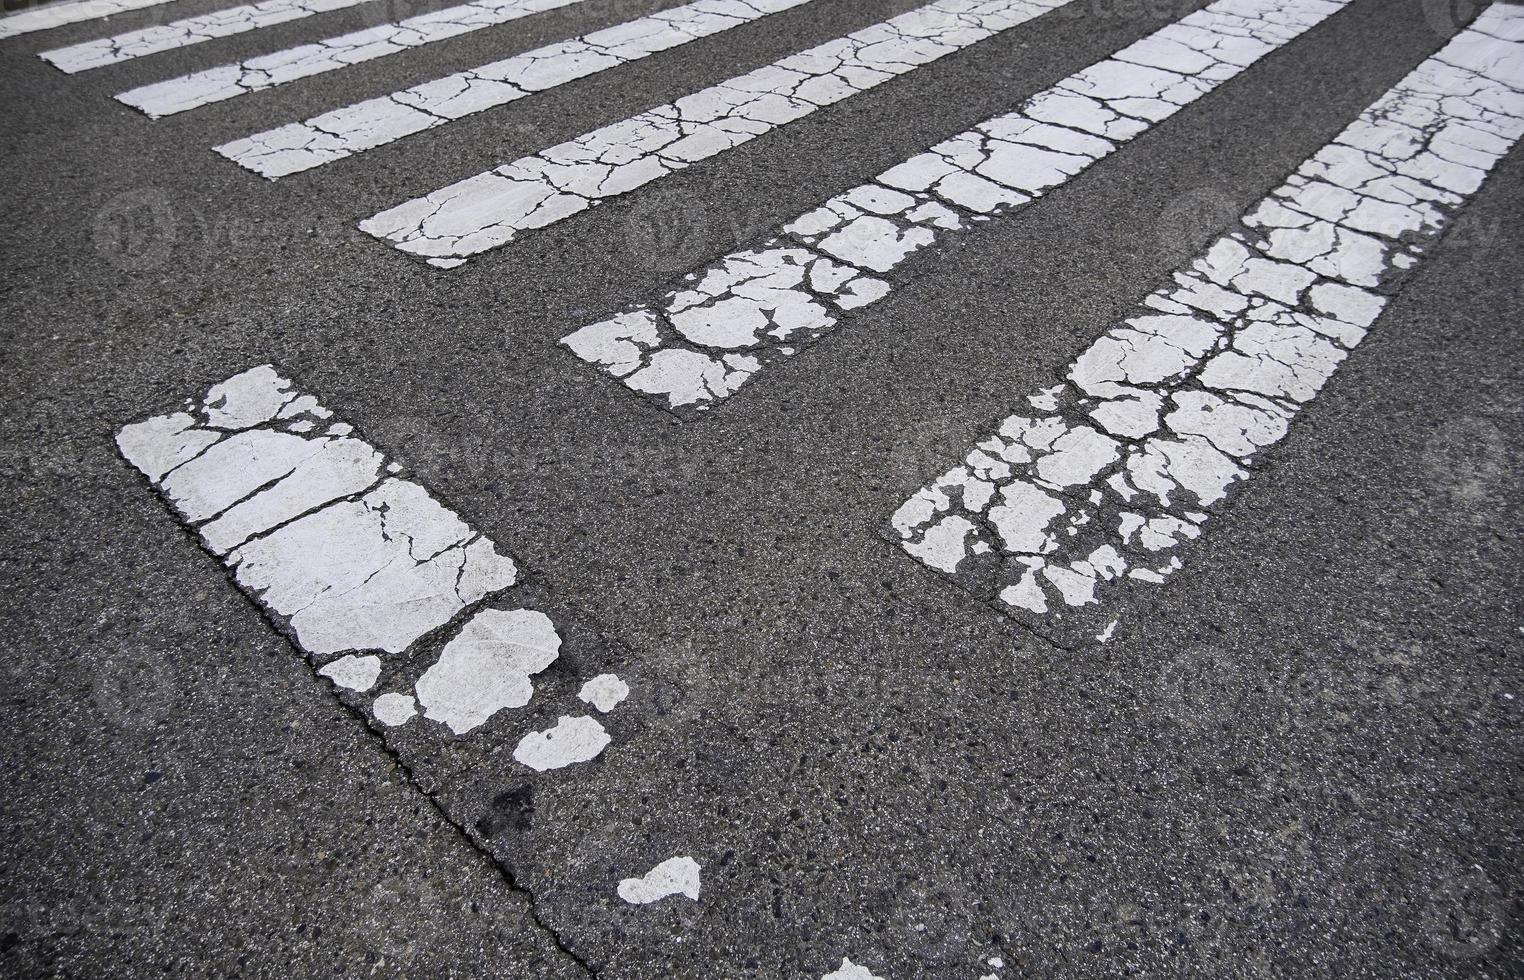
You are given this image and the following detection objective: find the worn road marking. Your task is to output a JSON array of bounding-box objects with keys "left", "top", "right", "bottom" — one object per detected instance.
[
  {"left": 116, "top": 0, "right": 590, "bottom": 117},
  {"left": 562, "top": 0, "right": 1353, "bottom": 415},
  {"left": 218, "top": 0, "right": 819, "bottom": 179},
  {"left": 822, "top": 959, "right": 887, "bottom": 980},
  {"left": 360, "top": 0, "right": 1077, "bottom": 268},
  {"left": 117, "top": 364, "right": 625, "bottom": 742},
  {"left": 617, "top": 855, "right": 701, "bottom": 904},
  {"left": 890, "top": 3, "right": 1524, "bottom": 644},
  {"left": 0, "top": 0, "right": 182, "bottom": 40},
  {"left": 42, "top": 0, "right": 380, "bottom": 74}
]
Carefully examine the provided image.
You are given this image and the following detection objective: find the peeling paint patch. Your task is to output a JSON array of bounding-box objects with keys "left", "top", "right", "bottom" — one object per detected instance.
[
  {"left": 218, "top": 0, "right": 819, "bottom": 178},
  {"left": 822, "top": 958, "right": 887, "bottom": 980},
  {"left": 891, "top": 4, "right": 1524, "bottom": 643},
  {"left": 116, "top": 0, "right": 590, "bottom": 117},
  {"left": 512, "top": 715, "right": 611, "bottom": 770},
  {"left": 372, "top": 691, "right": 417, "bottom": 726},
  {"left": 415, "top": 609, "right": 561, "bottom": 734},
  {"left": 561, "top": 0, "right": 1355, "bottom": 415},
  {"left": 617, "top": 855, "right": 701, "bottom": 904},
  {"left": 361, "top": 0, "right": 1077, "bottom": 266},
  {"left": 0, "top": 0, "right": 181, "bottom": 40},
  {"left": 42, "top": 0, "right": 380, "bottom": 73},
  {"left": 318, "top": 653, "right": 382, "bottom": 691},
  {"left": 578, "top": 673, "right": 630, "bottom": 713}
]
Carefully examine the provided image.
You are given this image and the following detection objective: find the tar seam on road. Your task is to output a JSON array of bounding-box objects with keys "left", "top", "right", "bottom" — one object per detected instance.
[{"left": 111, "top": 364, "right": 662, "bottom": 974}]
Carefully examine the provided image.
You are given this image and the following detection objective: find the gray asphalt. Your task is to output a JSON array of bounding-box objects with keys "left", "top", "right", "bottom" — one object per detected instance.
[{"left": 1, "top": 0, "right": 1520, "bottom": 976}]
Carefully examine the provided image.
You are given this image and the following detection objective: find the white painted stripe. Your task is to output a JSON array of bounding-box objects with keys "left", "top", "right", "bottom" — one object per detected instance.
[
  {"left": 0, "top": 0, "right": 181, "bottom": 40},
  {"left": 217, "top": 0, "right": 818, "bottom": 179},
  {"left": 360, "top": 0, "right": 1077, "bottom": 267},
  {"left": 561, "top": 0, "right": 1353, "bottom": 414},
  {"left": 890, "top": 3, "right": 1524, "bottom": 643},
  {"left": 116, "top": 0, "right": 589, "bottom": 117},
  {"left": 41, "top": 0, "right": 379, "bottom": 73},
  {"left": 117, "top": 364, "right": 619, "bottom": 740}
]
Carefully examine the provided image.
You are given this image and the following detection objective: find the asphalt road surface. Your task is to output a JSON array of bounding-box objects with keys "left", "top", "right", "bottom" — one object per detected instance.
[{"left": 1, "top": 0, "right": 1521, "bottom": 976}]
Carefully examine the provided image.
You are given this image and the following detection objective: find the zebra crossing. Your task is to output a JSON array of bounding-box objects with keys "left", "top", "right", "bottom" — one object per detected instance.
[
  {"left": 560, "top": 0, "right": 1355, "bottom": 412},
  {"left": 11, "top": 0, "right": 1523, "bottom": 973},
  {"left": 40, "top": 0, "right": 382, "bottom": 72},
  {"left": 116, "top": 0, "right": 592, "bottom": 116},
  {"left": 215, "top": 0, "right": 822, "bottom": 178},
  {"left": 357, "top": 0, "right": 1076, "bottom": 266}
]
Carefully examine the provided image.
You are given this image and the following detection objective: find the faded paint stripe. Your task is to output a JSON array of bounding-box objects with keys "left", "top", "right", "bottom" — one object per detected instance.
[
  {"left": 560, "top": 0, "right": 1355, "bottom": 415},
  {"left": 116, "top": 0, "right": 590, "bottom": 117},
  {"left": 0, "top": 0, "right": 182, "bottom": 40},
  {"left": 888, "top": 3, "right": 1524, "bottom": 644},
  {"left": 42, "top": 0, "right": 380, "bottom": 73},
  {"left": 217, "top": 0, "right": 819, "bottom": 179},
  {"left": 359, "top": 0, "right": 1077, "bottom": 268},
  {"left": 116, "top": 364, "right": 633, "bottom": 750}
]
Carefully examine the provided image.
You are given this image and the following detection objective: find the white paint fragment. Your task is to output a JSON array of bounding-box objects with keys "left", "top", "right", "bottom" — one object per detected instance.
[
  {"left": 363, "top": 0, "right": 1076, "bottom": 265},
  {"left": 578, "top": 673, "right": 630, "bottom": 713},
  {"left": 822, "top": 959, "right": 886, "bottom": 980},
  {"left": 890, "top": 4, "right": 1524, "bottom": 640},
  {"left": 116, "top": 0, "right": 591, "bottom": 117},
  {"left": 414, "top": 609, "right": 562, "bottom": 734},
  {"left": 0, "top": 0, "right": 181, "bottom": 40},
  {"left": 616, "top": 855, "right": 701, "bottom": 904},
  {"left": 372, "top": 692, "right": 417, "bottom": 726},
  {"left": 42, "top": 0, "right": 381, "bottom": 74},
  {"left": 318, "top": 653, "right": 382, "bottom": 692},
  {"left": 512, "top": 715, "right": 611, "bottom": 771},
  {"left": 218, "top": 0, "right": 819, "bottom": 178},
  {"left": 561, "top": 0, "right": 1355, "bottom": 414}
]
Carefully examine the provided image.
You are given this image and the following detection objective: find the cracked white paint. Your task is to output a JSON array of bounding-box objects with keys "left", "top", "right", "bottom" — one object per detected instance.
[
  {"left": 42, "top": 0, "right": 379, "bottom": 73},
  {"left": 372, "top": 691, "right": 417, "bottom": 726},
  {"left": 361, "top": 0, "right": 1077, "bottom": 266},
  {"left": 891, "top": 4, "right": 1524, "bottom": 641},
  {"left": 318, "top": 652, "right": 382, "bottom": 691},
  {"left": 414, "top": 608, "right": 561, "bottom": 734},
  {"left": 512, "top": 714, "right": 610, "bottom": 770},
  {"left": 562, "top": 0, "right": 1354, "bottom": 414},
  {"left": 114, "top": 367, "right": 579, "bottom": 700},
  {"left": 116, "top": 0, "right": 590, "bottom": 117},
  {"left": 218, "top": 0, "right": 818, "bottom": 179},
  {"left": 617, "top": 855, "right": 701, "bottom": 904},
  {"left": 0, "top": 0, "right": 181, "bottom": 40},
  {"left": 578, "top": 672, "right": 629, "bottom": 712},
  {"left": 822, "top": 959, "right": 886, "bottom": 980}
]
